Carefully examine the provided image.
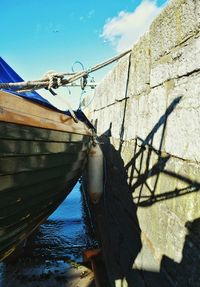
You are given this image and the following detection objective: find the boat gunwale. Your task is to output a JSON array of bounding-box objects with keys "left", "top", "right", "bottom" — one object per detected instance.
[{"left": 0, "top": 91, "right": 93, "bottom": 136}]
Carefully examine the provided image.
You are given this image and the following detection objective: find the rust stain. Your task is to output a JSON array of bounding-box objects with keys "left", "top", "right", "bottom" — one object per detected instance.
[
  {"left": 141, "top": 231, "right": 156, "bottom": 256},
  {"left": 83, "top": 248, "right": 101, "bottom": 262}
]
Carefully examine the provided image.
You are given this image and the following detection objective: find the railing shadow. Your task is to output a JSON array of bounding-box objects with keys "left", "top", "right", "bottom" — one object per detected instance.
[{"left": 124, "top": 96, "right": 200, "bottom": 208}]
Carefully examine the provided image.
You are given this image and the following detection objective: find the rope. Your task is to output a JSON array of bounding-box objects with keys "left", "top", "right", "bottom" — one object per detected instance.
[
  {"left": 43, "top": 71, "right": 65, "bottom": 90},
  {"left": 65, "top": 49, "right": 131, "bottom": 85},
  {"left": 0, "top": 49, "right": 132, "bottom": 93}
]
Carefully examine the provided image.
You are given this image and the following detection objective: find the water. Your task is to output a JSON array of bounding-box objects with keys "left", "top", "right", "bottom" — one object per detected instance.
[
  {"left": 31, "top": 181, "right": 96, "bottom": 261},
  {"left": 0, "top": 182, "right": 97, "bottom": 287}
]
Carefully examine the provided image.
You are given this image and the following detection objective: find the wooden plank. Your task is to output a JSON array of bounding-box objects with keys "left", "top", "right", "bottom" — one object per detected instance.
[
  {"left": 0, "top": 192, "right": 65, "bottom": 229},
  {"left": 0, "top": 168, "right": 82, "bottom": 209},
  {"left": 0, "top": 184, "right": 72, "bottom": 227},
  {"left": 0, "top": 174, "right": 71, "bottom": 208},
  {"left": 0, "top": 202, "right": 64, "bottom": 251},
  {"left": 0, "top": 179, "right": 76, "bottom": 232},
  {"left": 0, "top": 173, "right": 82, "bottom": 262},
  {"left": 0, "top": 162, "right": 82, "bottom": 192},
  {"left": 0, "top": 191, "right": 68, "bottom": 259},
  {"left": 0, "top": 151, "right": 87, "bottom": 175},
  {"left": 0, "top": 121, "right": 88, "bottom": 142},
  {"left": 0, "top": 91, "right": 93, "bottom": 136},
  {"left": 0, "top": 139, "right": 87, "bottom": 156}
]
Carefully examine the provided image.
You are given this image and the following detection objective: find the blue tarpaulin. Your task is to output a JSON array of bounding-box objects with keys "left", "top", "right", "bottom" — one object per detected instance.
[
  {"left": 0, "top": 57, "right": 94, "bottom": 129},
  {"left": 0, "top": 57, "right": 50, "bottom": 106}
]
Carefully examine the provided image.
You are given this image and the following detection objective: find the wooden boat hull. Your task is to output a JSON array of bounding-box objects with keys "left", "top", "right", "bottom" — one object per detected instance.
[{"left": 0, "top": 91, "right": 93, "bottom": 261}]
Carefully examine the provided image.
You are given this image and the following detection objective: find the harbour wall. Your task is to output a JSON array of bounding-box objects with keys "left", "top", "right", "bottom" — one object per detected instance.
[{"left": 84, "top": 0, "right": 200, "bottom": 286}]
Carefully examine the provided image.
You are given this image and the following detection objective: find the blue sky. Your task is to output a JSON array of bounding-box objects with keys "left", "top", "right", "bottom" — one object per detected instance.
[{"left": 1, "top": 0, "right": 168, "bottom": 108}]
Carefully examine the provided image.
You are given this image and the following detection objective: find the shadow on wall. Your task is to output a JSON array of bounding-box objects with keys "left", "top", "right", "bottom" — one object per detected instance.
[
  {"left": 98, "top": 131, "right": 144, "bottom": 287},
  {"left": 94, "top": 95, "right": 200, "bottom": 287},
  {"left": 160, "top": 218, "right": 200, "bottom": 287},
  {"left": 124, "top": 96, "right": 200, "bottom": 207}
]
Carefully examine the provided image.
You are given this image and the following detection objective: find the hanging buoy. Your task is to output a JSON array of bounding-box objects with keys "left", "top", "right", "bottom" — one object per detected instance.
[{"left": 87, "top": 142, "right": 104, "bottom": 204}]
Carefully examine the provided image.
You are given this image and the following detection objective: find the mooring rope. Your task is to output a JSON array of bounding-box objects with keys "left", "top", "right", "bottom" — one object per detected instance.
[{"left": 0, "top": 49, "right": 132, "bottom": 93}]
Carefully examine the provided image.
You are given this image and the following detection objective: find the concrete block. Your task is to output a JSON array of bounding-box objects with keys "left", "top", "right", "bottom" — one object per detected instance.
[
  {"left": 115, "top": 55, "right": 130, "bottom": 101},
  {"left": 165, "top": 108, "right": 200, "bottom": 162},
  {"left": 150, "top": 0, "right": 197, "bottom": 62},
  {"left": 95, "top": 108, "right": 112, "bottom": 136},
  {"left": 150, "top": 37, "right": 200, "bottom": 87},
  {"left": 93, "top": 71, "right": 116, "bottom": 110},
  {"left": 196, "top": 0, "right": 200, "bottom": 28},
  {"left": 94, "top": 101, "right": 126, "bottom": 138},
  {"left": 137, "top": 199, "right": 167, "bottom": 260},
  {"left": 110, "top": 102, "right": 126, "bottom": 139},
  {"left": 164, "top": 74, "right": 200, "bottom": 162},
  {"left": 123, "top": 97, "right": 139, "bottom": 141},
  {"left": 160, "top": 157, "right": 200, "bottom": 220},
  {"left": 135, "top": 233, "right": 161, "bottom": 271},
  {"left": 131, "top": 146, "right": 200, "bottom": 263},
  {"left": 136, "top": 85, "right": 168, "bottom": 151},
  {"left": 93, "top": 55, "right": 130, "bottom": 110},
  {"left": 123, "top": 84, "right": 171, "bottom": 153},
  {"left": 128, "top": 34, "right": 151, "bottom": 97}
]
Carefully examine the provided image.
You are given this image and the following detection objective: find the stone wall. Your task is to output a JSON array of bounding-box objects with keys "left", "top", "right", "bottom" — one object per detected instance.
[{"left": 85, "top": 0, "right": 200, "bottom": 286}]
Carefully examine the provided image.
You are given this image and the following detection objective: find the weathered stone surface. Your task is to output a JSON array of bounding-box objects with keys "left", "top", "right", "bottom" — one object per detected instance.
[
  {"left": 196, "top": 0, "right": 200, "bottom": 28},
  {"left": 92, "top": 108, "right": 111, "bottom": 135},
  {"left": 94, "top": 135, "right": 200, "bottom": 287},
  {"left": 164, "top": 74, "right": 200, "bottom": 162},
  {"left": 150, "top": 0, "right": 197, "bottom": 62},
  {"left": 86, "top": 0, "right": 200, "bottom": 286},
  {"left": 150, "top": 37, "right": 200, "bottom": 87},
  {"left": 123, "top": 139, "right": 200, "bottom": 264},
  {"left": 128, "top": 34, "right": 151, "bottom": 97},
  {"left": 115, "top": 55, "right": 130, "bottom": 101},
  {"left": 122, "top": 97, "right": 139, "bottom": 141},
  {"left": 134, "top": 233, "right": 160, "bottom": 271},
  {"left": 124, "top": 85, "right": 168, "bottom": 151},
  {"left": 91, "top": 55, "right": 130, "bottom": 111},
  {"left": 92, "top": 71, "right": 115, "bottom": 110}
]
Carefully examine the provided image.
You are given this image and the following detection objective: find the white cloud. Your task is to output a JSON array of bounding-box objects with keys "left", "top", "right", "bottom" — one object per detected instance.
[{"left": 101, "top": 0, "right": 165, "bottom": 52}]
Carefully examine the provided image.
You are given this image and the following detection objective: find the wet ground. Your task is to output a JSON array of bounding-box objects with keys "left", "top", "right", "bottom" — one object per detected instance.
[{"left": 0, "top": 182, "right": 97, "bottom": 287}]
